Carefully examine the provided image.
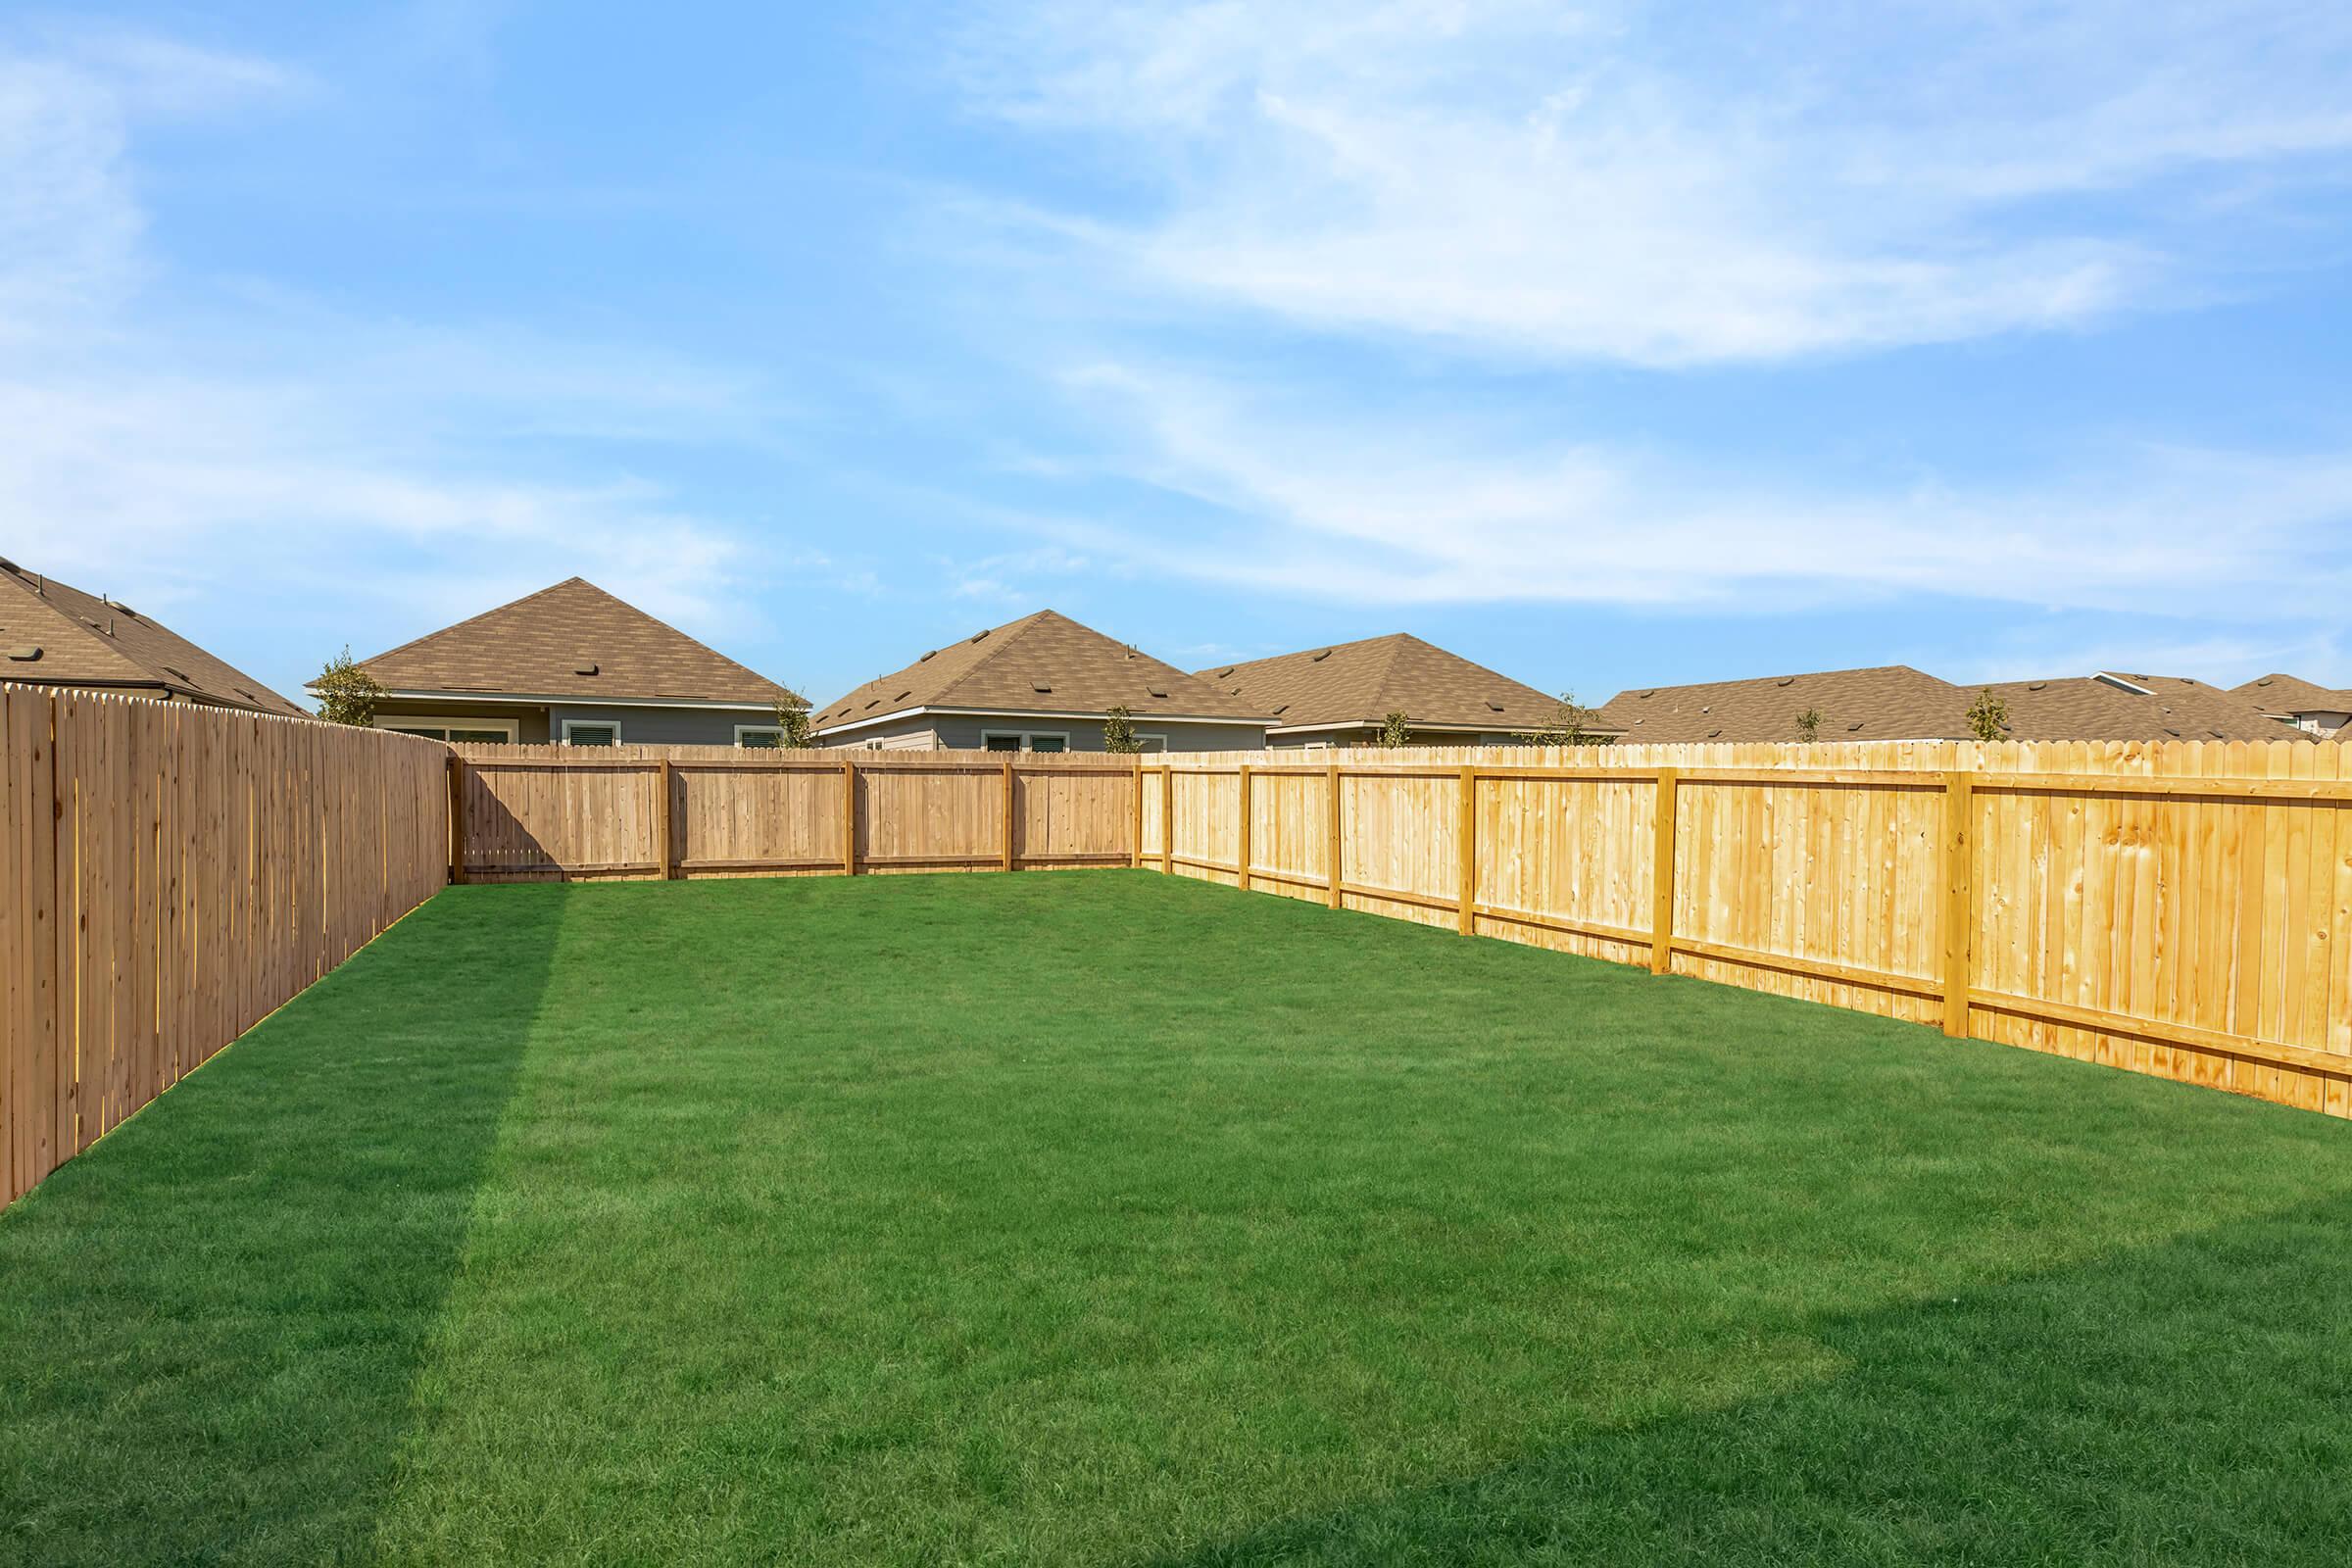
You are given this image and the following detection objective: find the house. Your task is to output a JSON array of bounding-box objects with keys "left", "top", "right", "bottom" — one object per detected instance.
[
  {"left": 332, "top": 577, "right": 799, "bottom": 746},
  {"left": 1596, "top": 664, "right": 2301, "bottom": 745},
  {"left": 2232, "top": 674, "right": 2352, "bottom": 739},
  {"left": 0, "top": 557, "right": 307, "bottom": 715},
  {"left": 809, "top": 610, "right": 1268, "bottom": 752},
  {"left": 1197, "top": 632, "right": 1600, "bottom": 748},
  {"left": 1595, "top": 665, "right": 1968, "bottom": 743},
  {"left": 1985, "top": 673, "right": 2295, "bottom": 743}
]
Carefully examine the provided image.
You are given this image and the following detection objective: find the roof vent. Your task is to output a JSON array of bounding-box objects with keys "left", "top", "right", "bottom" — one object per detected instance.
[
  {"left": 1776, "top": 676, "right": 1795, "bottom": 687},
  {"left": 864, "top": 699, "right": 879, "bottom": 710},
  {"left": 1148, "top": 686, "right": 1168, "bottom": 698},
  {"left": 162, "top": 664, "right": 191, "bottom": 682},
  {"left": 574, "top": 662, "right": 600, "bottom": 676},
  {"left": 1846, "top": 721, "right": 1865, "bottom": 731},
  {"left": 1271, "top": 704, "right": 1288, "bottom": 714},
  {"left": 2255, "top": 676, "right": 2274, "bottom": 686},
  {"left": 1707, "top": 728, "right": 1723, "bottom": 738},
  {"left": 1215, "top": 666, "right": 1234, "bottom": 679},
  {"left": 970, "top": 629, "right": 990, "bottom": 644},
  {"left": 1311, "top": 649, "right": 1332, "bottom": 662},
  {"left": 1486, "top": 700, "right": 1505, "bottom": 711},
  {"left": 2028, "top": 681, "right": 2047, "bottom": 691},
  {"left": 895, "top": 690, "right": 910, "bottom": 703},
  {"left": 2164, "top": 726, "right": 2181, "bottom": 737},
  {"left": 1032, "top": 681, "right": 1051, "bottom": 693},
  {"left": 6, "top": 645, "right": 40, "bottom": 662},
  {"left": 1639, "top": 690, "right": 1654, "bottom": 700},
  {"left": 234, "top": 687, "right": 257, "bottom": 703},
  {"left": 2208, "top": 728, "right": 2226, "bottom": 739},
  {"left": 104, "top": 598, "right": 136, "bottom": 617},
  {"left": 918, "top": 650, "right": 936, "bottom": 662}
]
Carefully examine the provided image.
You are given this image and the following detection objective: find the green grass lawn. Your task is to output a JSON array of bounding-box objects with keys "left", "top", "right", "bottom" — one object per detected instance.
[{"left": 5, "top": 870, "right": 2351, "bottom": 1565}]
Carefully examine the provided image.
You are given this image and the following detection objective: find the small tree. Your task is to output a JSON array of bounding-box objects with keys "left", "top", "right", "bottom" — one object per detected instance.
[
  {"left": 1530, "top": 691, "right": 1607, "bottom": 748},
  {"left": 1794, "top": 707, "right": 1823, "bottom": 743},
  {"left": 314, "top": 646, "right": 385, "bottom": 727},
  {"left": 1965, "top": 687, "right": 2010, "bottom": 743},
  {"left": 772, "top": 691, "right": 816, "bottom": 749},
  {"left": 1378, "top": 710, "right": 1413, "bottom": 748},
  {"left": 1102, "top": 704, "right": 1142, "bottom": 754}
]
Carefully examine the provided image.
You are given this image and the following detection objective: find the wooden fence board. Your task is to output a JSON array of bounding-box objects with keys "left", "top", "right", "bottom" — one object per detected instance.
[{"left": 0, "top": 685, "right": 448, "bottom": 1210}]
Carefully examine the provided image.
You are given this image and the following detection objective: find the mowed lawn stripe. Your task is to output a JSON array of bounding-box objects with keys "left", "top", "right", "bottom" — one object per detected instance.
[{"left": 5, "top": 871, "right": 2351, "bottom": 1565}]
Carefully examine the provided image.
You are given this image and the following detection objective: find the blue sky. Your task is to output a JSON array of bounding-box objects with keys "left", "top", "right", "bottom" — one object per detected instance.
[{"left": 5, "top": 1, "right": 2350, "bottom": 710}]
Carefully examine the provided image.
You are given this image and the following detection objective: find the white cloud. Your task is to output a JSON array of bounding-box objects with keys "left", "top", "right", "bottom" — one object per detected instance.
[
  {"left": 1043, "top": 364, "right": 2352, "bottom": 628},
  {"left": 955, "top": 0, "right": 2352, "bottom": 364},
  {"left": 0, "top": 25, "right": 787, "bottom": 673}
]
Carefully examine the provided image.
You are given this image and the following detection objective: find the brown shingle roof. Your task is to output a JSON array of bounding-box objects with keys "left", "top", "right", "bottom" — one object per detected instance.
[
  {"left": 2232, "top": 673, "right": 2352, "bottom": 715},
  {"left": 1597, "top": 664, "right": 2305, "bottom": 745},
  {"left": 1595, "top": 665, "right": 1967, "bottom": 743},
  {"left": 811, "top": 610, "right": 1267, "bottom": 732},
  {"left": 1987, "top": 673, "right": 2294, "bottom": 744},
  {"left": 1197, "top": 633, "right": 1581, "bottom": 734},
  {"left": 351, "top": 578, "right": 794, "bottom": 707},
  {"left": 0, "top": 560, "right": 306, "bottom": 714}
]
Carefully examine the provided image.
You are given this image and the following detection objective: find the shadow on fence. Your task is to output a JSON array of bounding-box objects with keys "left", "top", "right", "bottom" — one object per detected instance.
[{"left": 0, "top": 885, "right": 565, "bottom": 1564}]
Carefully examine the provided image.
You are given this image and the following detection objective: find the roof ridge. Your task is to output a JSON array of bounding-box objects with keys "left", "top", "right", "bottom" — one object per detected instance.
[
  {"left": 358, "top": 576, "right": 591, "bottom": 668},
  {"left": 1361, "top": 635, "right": 1419, "bottom": 717},
  {"left": 933, "top": 610, "right": 1055, "bottom": 703}
]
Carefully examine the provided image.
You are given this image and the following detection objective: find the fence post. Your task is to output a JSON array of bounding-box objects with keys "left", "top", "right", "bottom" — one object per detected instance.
[
  {"left": 1001, "top": 756, "right": 1015, "bottom": 871},
  {"left": 1648, "top": 767, "right": 1677, "bottom": 974},
  {"left": 1941, "top": 768, "right": 1974, "bottom": 1037},
  {"left": 1325, "top": 760, "right": 1342, "bottom": 908},
  {"left": 447, "top": 753, "right": 466, "bottom": 885},
  {"left": 1237, "top": 763, "right": 1251, "bottom": 891},
  {"left": 656, "top": 759, "right": 674, "bottom": 880},
  {"left": 841, "top": 758, "right": 858, "bottom": 875},
  {"left": 1131, "top": 756, "right": 1145, "bottom": 868},
  {"left": 1457, "top": 764, "right": 1476, "bottom": 935},
  {"left": 1160, "top": 765, "right": 1174, "bottom": 874}
]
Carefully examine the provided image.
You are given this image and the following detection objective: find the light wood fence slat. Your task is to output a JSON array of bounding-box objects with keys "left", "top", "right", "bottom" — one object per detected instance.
[
  {"left": 1, "top": 685, "right": 448, "bottom": 1210},
  {"left": 1137, "top": 741, "right": 2352, "bottom": 1118}
]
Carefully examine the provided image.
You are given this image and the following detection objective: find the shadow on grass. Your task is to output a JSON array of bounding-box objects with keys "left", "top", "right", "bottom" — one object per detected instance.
[
  {"left": 0, "top": 886, "right": 566, "bottom": 1565},
  {"left": 1152, "top": 1190, "right": 2352, "bottom": 1567}
]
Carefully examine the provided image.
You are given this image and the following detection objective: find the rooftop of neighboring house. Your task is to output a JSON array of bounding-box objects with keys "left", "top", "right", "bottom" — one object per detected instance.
[
  {"left": 1984, "top": 673, "right": 2291, "bottom": 743},
  {"left": 1595, "top": 664, "right": 2302, "bottom": 745},
  {"left": 1196, "top": 632, "right": 1600, "bottom": 737},
  {"left": 2232, "top": 673, "right": 2352, "bottom": 715},
  {"left": 0, "top": 558, "right": 307, "bottom": 715},
  {"left": 810, "top": 610, "right": 1268, "bottom": 735},
  {"left": 341, "top": 577, "right": 796, "bottom": 707},
  {"left": 1594, "top": 664, "right": 1968, "bottom": 743}
]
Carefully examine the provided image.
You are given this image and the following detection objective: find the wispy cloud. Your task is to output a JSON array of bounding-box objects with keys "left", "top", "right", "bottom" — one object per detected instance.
[
  {"left": 954, "top": 0, "right": 2352, "bottom": 364},
  {"left": 1034, "top": 364, "right": 2352, "bottom": 627},
  {"left": 0, "top": 24, "right": 791, "bottom": 681}
]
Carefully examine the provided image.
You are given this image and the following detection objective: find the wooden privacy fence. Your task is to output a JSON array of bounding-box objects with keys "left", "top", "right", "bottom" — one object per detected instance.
[
  {"left": 448, "top": 745, "right": 1145, "bottom": 881},
  {"left": 1139, "top": 740, "right": 2352, "bottom": 1119},
  {"left": 2, "top": 685, "right": 450, "bottom": 1207}
]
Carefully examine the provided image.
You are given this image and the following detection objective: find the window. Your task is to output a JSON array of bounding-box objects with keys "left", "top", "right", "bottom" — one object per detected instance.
[
  {"left": 1136, "top": 734, "right": 1167, "bottom": 753},
  {"left": 736, "top": 725, "right": 784, "bottom": 749},
  {"left": 981, "top": 729, "right": 1069, "bottom": 753},
  {"left": 562, "top": 720, "right": 620, "bottom": 747},
  {"left": 379, "top": 715, "right": 517, "bottom": 744}
]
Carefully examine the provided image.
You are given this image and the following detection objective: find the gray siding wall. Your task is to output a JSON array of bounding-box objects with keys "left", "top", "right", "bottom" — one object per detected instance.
[
  {"left": 821, "top": 714, "right": 1267, "bottom": 752},
  {"left": 546, "top": 704, "right": 775, "bottom": 746}
]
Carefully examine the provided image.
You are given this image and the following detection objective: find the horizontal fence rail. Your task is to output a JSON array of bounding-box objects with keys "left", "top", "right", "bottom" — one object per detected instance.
[
  {"left": 448, "top": 745, "right": 1148, "bottom": 883},
  {"left": 1139, "top": 740, "right": 2352, "bottom": 1119},
  {"left": 2, "top": 685, "right": 451, "bottom": 1208}
]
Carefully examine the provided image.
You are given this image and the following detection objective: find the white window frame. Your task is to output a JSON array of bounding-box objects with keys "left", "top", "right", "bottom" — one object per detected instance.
[
  {"left": 734, "top": 724, "right": 786, "bottom": 749},
  {"left": 378, "top": 714, "right": 519, "bottom": 742},
  {"left": 562, "top": 718, "right": 623, "bottom": 747},
  {"left": 981, "top": 728, "right": 1071, "bottom": 753},
  {"left": 1136, "top": 733, "right": 1168, "bottom": 753}
]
